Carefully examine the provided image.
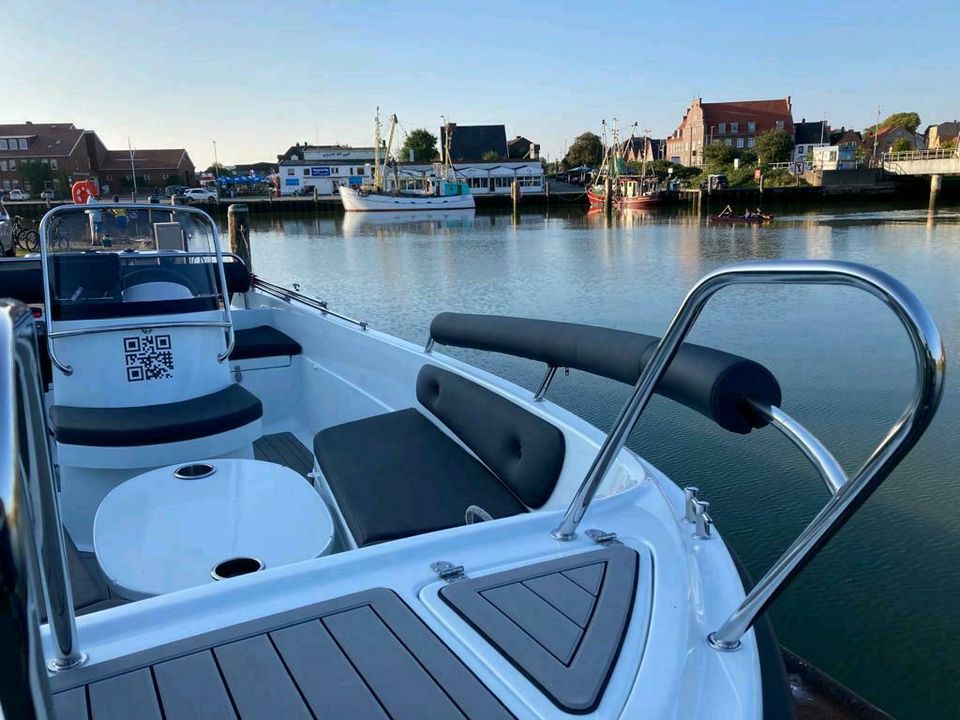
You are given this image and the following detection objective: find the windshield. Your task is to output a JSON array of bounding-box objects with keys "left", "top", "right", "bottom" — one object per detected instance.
[{"left": 41, "top": 204, "right": 227, "bottom": 322}]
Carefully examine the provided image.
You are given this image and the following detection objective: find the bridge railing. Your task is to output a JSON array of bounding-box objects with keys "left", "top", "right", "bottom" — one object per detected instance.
[{"left": 882, "top": 148, "right": 959, "bottom": 163}]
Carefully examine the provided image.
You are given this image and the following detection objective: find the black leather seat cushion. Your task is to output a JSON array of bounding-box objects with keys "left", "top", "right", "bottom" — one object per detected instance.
[
  {"left": 314, "top": 408, "right": 527, "bottom": 546},
  {"left": 51, "top": 383, "right": 262, "bottom": 447},
  {"left": 230, "top": 325, "right": 302, "bottom": 360}
]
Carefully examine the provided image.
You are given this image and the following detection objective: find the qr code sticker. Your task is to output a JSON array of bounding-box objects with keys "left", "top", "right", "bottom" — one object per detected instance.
[{"left": 123, "top": 334, "right": 174, "bottom": 382}]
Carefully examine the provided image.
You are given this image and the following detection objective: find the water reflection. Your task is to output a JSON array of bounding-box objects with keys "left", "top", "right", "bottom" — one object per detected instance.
[{"left": 341, "top": 209, "right": 476, "bottom": 237}]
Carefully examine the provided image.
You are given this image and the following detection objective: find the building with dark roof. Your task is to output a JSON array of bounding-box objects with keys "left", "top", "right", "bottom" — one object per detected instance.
[
  {"left": 0, "top": 122, "right": 108, "bottom": 195},
  {"left": 620, "top": 136, "right": 664, "bottom": 164},
  {"left": 99, "top": 149, "right": 195, "bottom": 193},
  {"left": 507, "top": 136, "right": 540, "bottom": 160},
  {"left": 793, "top": 119, "right": 830, "bottom": 162},
  {"left": 440, "top": 124, "right": 508, "bottom": 162},
  {"left": 665, "top": 97, "right": 794, "bottom": 167}
]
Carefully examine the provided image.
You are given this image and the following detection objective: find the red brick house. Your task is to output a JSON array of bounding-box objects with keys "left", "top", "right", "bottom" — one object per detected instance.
[
  {"left": 665, "top": 97, "right": 794, "bottom": 167},
  {"left": 0, "top": 122, "right": 108, "bottom": 194},
  {"left": 99, "top": 149, "right": 196, "bottom": 194}
]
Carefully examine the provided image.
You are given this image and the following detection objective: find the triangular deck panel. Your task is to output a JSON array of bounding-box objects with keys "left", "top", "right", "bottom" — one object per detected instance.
[{"left": 440, "top": 546, "right": 638, "bottom": 713}]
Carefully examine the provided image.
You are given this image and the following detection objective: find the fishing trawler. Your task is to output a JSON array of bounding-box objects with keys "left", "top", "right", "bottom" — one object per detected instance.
[
  {"left": 339, "top": 111, "right": 475, "bottom": 211},
  {"left": 587, "top": 121, "right": 664, "bottom": 208},
  {"left": 0, "top": 201, "right": 943, "bottom": 719}
]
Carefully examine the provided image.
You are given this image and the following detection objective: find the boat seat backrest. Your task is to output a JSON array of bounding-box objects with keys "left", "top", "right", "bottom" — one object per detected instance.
[{"left": 415, "top": 365, "right": 565, "bottom": 509}]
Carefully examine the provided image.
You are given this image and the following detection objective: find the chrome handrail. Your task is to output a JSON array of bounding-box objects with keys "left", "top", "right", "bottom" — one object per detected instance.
[
  {"left": 252, "top": 277, "right": 368, "bottom": 331},
  {"left": 38, "top": 204, "right": 236, "bottom": 375},
  {"left": 549, "top": 260, "right": 945, "bottom": 651},
  {"left": 1, "top": 301, "right": 85, "bottom": 714}
]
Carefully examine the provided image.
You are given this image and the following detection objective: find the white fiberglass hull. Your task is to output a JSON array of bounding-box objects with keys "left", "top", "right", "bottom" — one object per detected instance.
[{"left": 340, "top": 186, "right": 476, "bottom": 211}]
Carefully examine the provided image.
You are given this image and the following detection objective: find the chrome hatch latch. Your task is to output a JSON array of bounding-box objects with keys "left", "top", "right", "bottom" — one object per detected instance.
[
  {"left": 585, "top": 528, "right": 621, "bottom": 546},
  {"left": 431, "top": 561, "right": 466, "bottom": 583}
]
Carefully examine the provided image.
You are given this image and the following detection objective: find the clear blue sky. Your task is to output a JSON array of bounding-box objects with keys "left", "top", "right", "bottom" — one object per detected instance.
[{"left": 3, "top": 0, "right": 957, "bottom": 168}]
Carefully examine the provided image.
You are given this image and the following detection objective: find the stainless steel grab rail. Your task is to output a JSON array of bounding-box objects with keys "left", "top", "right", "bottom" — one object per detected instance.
[
  {"left": 1, "top": 301, "right": 86, "bottom": 692},
  {"left": 38, "top": 204, "right": 236, "bottom": 375},
  {"left": 550, "top": 260, "right": 945, "bottom": 651},
  {"left": 252, "top": 277, "right": 369, "bottom": 331}
]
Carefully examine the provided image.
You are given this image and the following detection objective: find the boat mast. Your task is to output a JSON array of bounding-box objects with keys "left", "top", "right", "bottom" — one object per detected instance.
[
  {"left": 373, "top": 108, "right": 382, "bottom": 190},
  {"left": 382, "top": 113, "right": 398, "bottom": 191}
]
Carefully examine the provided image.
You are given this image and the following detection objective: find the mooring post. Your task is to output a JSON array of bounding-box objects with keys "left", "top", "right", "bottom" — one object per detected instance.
[
  {"left": 603, "top": 176, "right": 613, "bottom": 214},
  {"left": 227, "top": 203, "right": 251, "bottom": 271},
  {"left": 511, "top": 180, "right": 520, "bottom": 213},
  {"left": 930, "top": 173, "right": 942, "bottom": 197},
  {"left": 545, "top": 180, "right": 551, "bottom": 204}
]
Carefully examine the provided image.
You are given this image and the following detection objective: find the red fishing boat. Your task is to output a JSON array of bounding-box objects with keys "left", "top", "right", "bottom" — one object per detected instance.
[{"left": 588, "top": 121, "right": 664, "bottom": 208}]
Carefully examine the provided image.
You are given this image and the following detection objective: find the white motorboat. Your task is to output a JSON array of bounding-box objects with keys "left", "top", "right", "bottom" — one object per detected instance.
[{"left": 0, "top": 202, "right": 944, "bottom": 719}]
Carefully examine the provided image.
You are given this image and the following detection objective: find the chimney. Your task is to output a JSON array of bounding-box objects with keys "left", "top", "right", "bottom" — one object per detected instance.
[
  {"left": 786, "top": 96, "right": 792, "bottom": 111},
  {"left": 25, "top": 120, "right": 33, "bottom": 125}
]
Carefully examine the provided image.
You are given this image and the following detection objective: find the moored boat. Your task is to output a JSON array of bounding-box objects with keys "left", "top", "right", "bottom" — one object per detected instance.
[
  {"left": 588, "top": 120, "right": 665, "bottom": 208},
  {"left": 340, "top": 110, "right": 476, "bottom": 212},
  {"left": 0, "top": 202, "right": 944, "bottom": 719}
]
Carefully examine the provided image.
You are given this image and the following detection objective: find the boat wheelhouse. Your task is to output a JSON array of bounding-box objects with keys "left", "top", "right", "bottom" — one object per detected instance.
[{"left": 0, "top": 201, "right": 944, "bottom": 719}]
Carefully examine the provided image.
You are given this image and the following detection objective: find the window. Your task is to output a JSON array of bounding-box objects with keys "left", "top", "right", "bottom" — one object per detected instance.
[
  {"left": 303, "top": 168, "right": 309, "bottom": 176},
  {"left": 0, "top": 139, "right": 7, "bottom": 150},
  {"left": 41, "top": 158, "right": 49, "bottom": 165},
  {"left": 718, "top": 123, "right": 726, "bottom": 134},
  {"left": 776, "top": 120, "right": 785, "bottom": 130},
  {"left": 18, "top": 139, "right": 27, "bottom": 150},
  {"left": 2, "top": 180, "right": 9, "bottom": 190},
  {"left": 725, "top": 138, "right": 733, "bottom": 147},
  {"left": 747, "top": 121, "right": 756, "bottom": 133},
  {"left": 796, "top": 145, "right": 804, "bottom": 155},
  {"left": 9, "top": 160, "right": 15, "bottom": 171},
  {"left": 747, "top": 137, "right": 755, "bottom": 148},
  {"left": 731, "top": 123, "right": 739, "bottom": 133},
  {"left": 0, "top": 160, "right": 6, "bottom": 171},
  {"left": 737, "top": 138, "right": 744, "bottom": 149},
  {"left": 286, "top": 168, "right": 295, "bottom": 175},
  {"left": 50, "top": 159, "right": 58, "bottom": 170}
]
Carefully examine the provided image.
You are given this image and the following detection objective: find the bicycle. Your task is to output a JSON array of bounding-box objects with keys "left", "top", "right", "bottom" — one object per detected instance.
[{"left": 12, "top": 216, "right": 40, "bottom": 253}]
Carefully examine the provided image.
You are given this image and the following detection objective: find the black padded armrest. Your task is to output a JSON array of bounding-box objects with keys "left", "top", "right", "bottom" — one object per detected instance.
[{"left": 429, "top": 313, "right": 781, "bottom": 434}]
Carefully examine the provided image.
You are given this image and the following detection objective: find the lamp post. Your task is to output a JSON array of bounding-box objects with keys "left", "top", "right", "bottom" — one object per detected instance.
[{"left": 128, "top": 138, "right": 137, "bottom": 202}]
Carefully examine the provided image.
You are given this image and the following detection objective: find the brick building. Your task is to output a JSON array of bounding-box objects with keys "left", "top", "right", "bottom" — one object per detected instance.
[
  {"left": 665, "top": 97, "right": 794, "bottom": 167},
  {"left": 0, "top": 122, "right": 108, "bottom": 194},
  {"left": 99, "top": 149, "right": 196, "bottom": 194},
  {"left": 0, "top": 121, "right": 194, "bottom": 196}
]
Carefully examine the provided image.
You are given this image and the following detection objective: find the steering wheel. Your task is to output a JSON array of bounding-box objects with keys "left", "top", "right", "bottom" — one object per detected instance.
[{"left": 123, "top": 268, "right": 199, "bottom": 295}]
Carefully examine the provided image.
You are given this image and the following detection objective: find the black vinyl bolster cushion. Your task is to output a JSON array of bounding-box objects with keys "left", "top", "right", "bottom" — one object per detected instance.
[
  {"left": 416, "top": 365, "right": 565, "bottom": 508},
  {"left": 429, "top": 312, "right": 782, "bottom": 434}
]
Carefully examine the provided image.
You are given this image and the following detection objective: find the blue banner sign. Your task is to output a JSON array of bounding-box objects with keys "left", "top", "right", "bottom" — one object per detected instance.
[
  {"left": 311, "top": 167, "right": 331, "bottom": 177},
  {"left": 284, "top": 178, "right": 299, "bottom": 186}
]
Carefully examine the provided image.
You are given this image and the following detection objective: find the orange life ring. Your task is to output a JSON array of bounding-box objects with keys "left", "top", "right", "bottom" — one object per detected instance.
[{"left": 71, "top": 180, "right": 97, "bottom": 204}]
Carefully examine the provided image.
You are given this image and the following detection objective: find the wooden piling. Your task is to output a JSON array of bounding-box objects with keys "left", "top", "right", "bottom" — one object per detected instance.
[
  {"left": 603, "top": 177, "right": 613, "bottom": 214},
  {"left": 511, "top": 180, "right": 520, "bottom": 213},
  {"left": 227, "top": 204, "right": 251, "bottom": 270}
]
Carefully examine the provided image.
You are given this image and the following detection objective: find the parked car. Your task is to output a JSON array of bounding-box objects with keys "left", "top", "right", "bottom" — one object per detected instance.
[
  {"left": 7, "top": 189, "right": 30, "bottom": 201},
  {"left": 40, "top": 190, "right": 61, "bottom": 201},
  {"left": 179, "top": 188, "right": 218, "bottom": 203},
  {"left": 164, "top": 184, "right": 190, "bottom": 198}
]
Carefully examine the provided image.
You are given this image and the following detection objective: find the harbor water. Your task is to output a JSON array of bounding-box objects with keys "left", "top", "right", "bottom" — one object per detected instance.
[{"left": 239, "top": 201, "right": 959, "bottom": 719}]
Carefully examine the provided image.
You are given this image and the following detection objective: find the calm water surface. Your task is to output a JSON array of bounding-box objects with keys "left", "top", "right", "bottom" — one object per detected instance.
[{"left": 239, "top": 201, "right": 959, "bottom": 718}]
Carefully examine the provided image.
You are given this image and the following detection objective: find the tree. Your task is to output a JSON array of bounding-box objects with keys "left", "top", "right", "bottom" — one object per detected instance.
[
  {"left": 755, "top": 129, "right": 794, "bottom": 164},
  {"left": 563, "top": 132, "right": 603, "bottom": 168},
  {"left": 891, "top": 137, "right": 912, "bottom": 153},
  {"left": 702, "top": 142, "right": 737, "bottom": 170},
  {"left": 205, "top": 163, "right": 229, "bottom": 175},
  {"left": 867, "top": 112, "right": 921, "bottom": 135},
  {"left": 481, "top": 150, "right": 501, "bottom": 161},
  {"left": 399, "top": 128, "right": 438, "bottom": 162}
]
